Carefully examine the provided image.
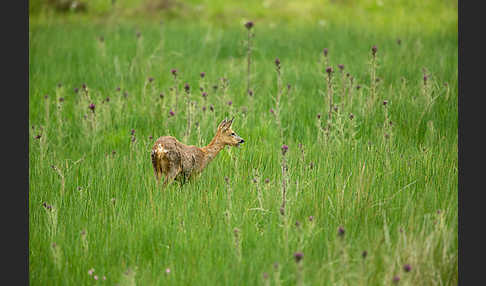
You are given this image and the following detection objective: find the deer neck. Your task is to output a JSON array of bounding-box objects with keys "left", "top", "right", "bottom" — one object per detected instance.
[{"left": 201, "top": 133, "right": 226, "bottom": 166}]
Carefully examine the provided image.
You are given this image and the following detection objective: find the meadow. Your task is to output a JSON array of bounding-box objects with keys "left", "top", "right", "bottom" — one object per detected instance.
[{"left": 29, "top": 3, "right": 458, "bottom": 284}]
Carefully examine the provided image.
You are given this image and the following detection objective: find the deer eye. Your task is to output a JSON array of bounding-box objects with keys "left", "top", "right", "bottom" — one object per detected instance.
[{"left": 231, "top": 132, "right": 235, "bottom": 136}]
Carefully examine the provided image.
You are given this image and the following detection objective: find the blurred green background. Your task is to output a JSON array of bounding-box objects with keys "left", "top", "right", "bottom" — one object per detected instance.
[{"left": 30, "top": 0, "right": 457, "bottom": 34}]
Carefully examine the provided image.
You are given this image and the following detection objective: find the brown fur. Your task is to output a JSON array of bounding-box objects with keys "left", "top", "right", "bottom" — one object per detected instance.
[{"left": 151, "top": 118, "right": 244, "bottom": 186}]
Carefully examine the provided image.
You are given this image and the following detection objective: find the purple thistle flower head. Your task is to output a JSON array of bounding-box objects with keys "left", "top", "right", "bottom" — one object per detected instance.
[
  {"left": 349, "top": 113, "right": 354, "bottom": 120},
  {"left": 169, "top": 110, "right": 175, "bottom": 117},
  {"left": 82, "top": 83, "right": 87, "bottom": 90},
  {"left": 356, "top": 85, "right": 361, "bottom": 90},
  {"left": 269, "top": 108, "right": 275, "bottom": 114},
  {"left": 228, "top": 101, "right": 232, "bottom": 106},
  {"left": 116, "top": 87, "right": 121, "bottom": 92},
  {"left": 372, "top": 45, "right": 378, "bottom": 56},
  {"left": 281, "top": 145, "right": 289, "bottom": 155},
  {"left": 89, "top": 103, "right": 95, "bottom": 112},
  {"left": 200, "top": 72, "right": 205, "bottom": 78},
  {"left": 105, "top": 97, "right": 110, "bottom": 102},
  {"left": 265, "top": 178, "right": 270, "bottom": 184},
  {"left": 44, "top": 94, "right": 48, "bottom": 99},
  {"left": 275, "top": 57, "right": 281, "bottom": 67},
  {"left": 171, "top": 69, "right": 177, "bottom": 77},
  {"left": 403, "top": 264, "right": 412, "bottom": 272},
  {"left": 392, "top": 276, "right": 400, "bottom": 284},
  {"left": 130, "top": 129, "right": 135, "bottom": 135},
  {"left": 248, "top": 89, "right": 253, "bottom": 96},
  {"left": 317, "top": 113, "right": 321, "bottom": 119},
  {"left": 383, "top": 100, "right": 388, "bottom": 106},
  {"left": 184, "top": 83, "right": 190, "bottom": 93},
  {"left": 295, "top": 221, "right": 300, "bottom": 227},
  {"left": 245, "top": 21, "right": 254, "bottom": 30},
  {"left": 423, "top": 74, "right": 428, "bottom": 84},
  {"left": 323, "top": 48, "right": 328, "bottom": 57},
  {"left": 326, "top": 67, "right": 333, "bottom": 75},
  {"left": 35, "top": 134, "right": 42, "bottom": 140},
  {"left": 309, "top": 216, "right": 314, "bottom": 222},
  {"left": 337, "top": 226, "right": 345, "bottom": 237},
  {"left": 202, "top": 106, "right": 207, "bottom": 112},
  {"left": 338, "top": 64, "right": 344, "bottom": 71},
  {"left": 59, "top": 97, "right": 65, "bottom": 102},
  {"left": 74, "top": 87, "right": 79, "bottom": 93},
  {"left": 202, "top": 92, "right": 207, "bottom": 98},
  {"left": 294, "top": 252, "right": 304, "bottom": 263},
  {"left": 263, "top": 272, "right": 269, "bottom": 280},
  {"left": 148, "top": 77, "right": 154, "bottom": 83}
]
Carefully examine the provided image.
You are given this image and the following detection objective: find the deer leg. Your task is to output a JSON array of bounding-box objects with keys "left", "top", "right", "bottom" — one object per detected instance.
[{"left": 162, "top": 166, "right": 180, "bottom": 188}]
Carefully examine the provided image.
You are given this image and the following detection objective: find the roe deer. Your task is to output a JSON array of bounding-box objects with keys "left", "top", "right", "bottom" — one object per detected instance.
[{"left": 151, "top": 117, "right": 244, "bottom": 186}]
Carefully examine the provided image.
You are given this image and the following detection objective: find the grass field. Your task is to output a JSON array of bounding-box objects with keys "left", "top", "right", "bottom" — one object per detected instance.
[{"left": 29, "top": 2, "right": 458, "bottom": 284}]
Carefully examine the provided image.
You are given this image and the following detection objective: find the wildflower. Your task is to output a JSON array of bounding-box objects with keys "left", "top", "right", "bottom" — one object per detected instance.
[
  {"left": 245, "top": 21, "right": 254, "bottom": 30},
  {"left": 99, "top": 36, "right": 104, "bottom": 42},
  {"left": 393, "top": 276, "right": 400, "bottom": 284},
  {"left": 228, "top": 101, "right": 232, "bottom": 106},
  {"left": 362, "top": 250, "right": 368, "bottom": 259},
  {"left": 35, "top": 134, "right": 42, "bottom": 140},
  {"left": 309, "top": 216, "right": 314, "bottom": 222},
  {"left": 270, "top": 108, "right": 275, "bottom": 114},
  {"left": 263, "top": 272, "right": 269, "bottom": 280},
  {"left": 287, "top": 84, "right": 291, "bottom": 90},
  {"left": 123, "top": 91, "right": 129, "bottom": 98},
  {"left": 82, "top": 83, "right": 87, "bottom": 90},
  {"left": 252, "top": 178, "right": 258, "bottom": 184},
  {"left": 169, "top": 110, "right": 175, "bottom": 117},
  {"left": 423, "top": 74, "right": 428, "bottom": 84},
  {"left": 383, "top": 100, "right": 388, "bottom": 106},
  {"left": 160, "top": 93, "right": 164, "bottom": 99},
  {"left": 356, "top": 85, "right": 361, "bottom": 90},
  {"left": 275, "top": 57, "right": 281, "bottom": 68},
  {"left": 338, "top": 64, "right": 344, "bottom": 71},
  {"left": 88, "top": 268, "right": 95, "bottom": 275},
  {"left": 202, "top": 106, "right": 206, "bottom": 112},
  {"left": 149, "top": 135, "right": 153, "bottom": 140},
  {"left": 397, "top": 38, "right": 401, "bottom": 45},
  {"left": 59, "top": 97, "right": 64, "bottom": 102},
  {"left": 265, "top": 178, "right": 269, "bottom": 184},
  {"left": 103, "top": 276, "right": 106, "bottom": 280},
  {"left": 337, "top": 226, "right": 345, "bottom": 237},
  {"left": 165, "top": 268, "right": 171, "bottom": 274},
  {"left": 248, "top": 89, "right": 253, "bottom": 96},
  {"left": 136, "top": 31, "right": 141, "bottom": 38},
  {"left": 148, "top": 77, "right": 154, "bottom": 83},
  {"left": 130, "top": 129, "right": 135, "bottom": 135},
  {"left": 294, "top": 252, "right": 304, "bottom": 263},
  {"left": 200, "top": 72, "right": 205, "bottom": 78},
  {"left": 323, "top": 48, "right": 328, "bottom": 57},
  {"left": 295, "top": 221, "right": 301, "bottom": 227},
  {"left": 224, "top": 176, "right": 229, "bottom": 184},
  {"left": 74, "top": 87, "right": 79, "bottom": 93},
  {"left": 116, "top": 87, "right": 121, "bottom": 92},
  {"left": 281, "top": 145, "right": 288, "bottom": 155},
  {"left": 349, "top": 113, "right": 354, "bottom": 120},
  {"left": 209, "top": 104, "right": 214, "bottom": 112},
  {"left": 317, "top": 113, "right": 321, "bottom": 119},
  {"left": 89, "top": 103, "right": 95, "bottom": 112},
  {"left": 94, "top": 275, "right": 99, "bottom": 280},
  {"left": 372, "top": 45, "right": 378, "bottom": 56},
  {"left": 171, "top": 69, "right": 177, "bottom": 77},
  {"left": 403, "top": 264, "right": 412, "bottom": 272},
  {"left": 184, "top": 83, "right": 190, "bottom": 93},
  {"left": 326, "top": 67, "right": 333, "bottom": 75},
  {"left": 44, "top": 94, "right": 48, "bottom": 99}
]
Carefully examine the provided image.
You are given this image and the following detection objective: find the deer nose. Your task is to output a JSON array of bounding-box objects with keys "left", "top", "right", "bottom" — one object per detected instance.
[{"left": 239, "top": 139, "right": 245, "bottom": 143}]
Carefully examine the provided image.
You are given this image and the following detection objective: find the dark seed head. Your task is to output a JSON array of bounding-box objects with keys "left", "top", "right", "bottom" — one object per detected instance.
[
  {"left": 74, "top": 87, "right": 79, "bottom": 93},
  {"left": 403, "top": 264, "right": 412, "bottom": 272},
  {"left": 245, "top": 21, "right": 254, "bottom": 30},
  {"left": 248, "top": 89, "right": 253, "bottom": 96},
  {"left": 116, "top": 87, "right": 121, "bottom": 92},
  {"left": 362, "top": 250, "right": 368, "bottom": 259},
  {"left": 371, "top": 45, "right": 378, "bottom": 56},
  {"left": 136, "top": 31, "right": 141, "bottom": 38},
  {"left": 265, "top": 178, "right": 270, "bottom": 184},
  {"left": 209, "top": 104, "right": 214, "bottom": 112},
  {"left": 200, "top": 72, "right": 205, "bottom": 78},
  {"left": 338, "top": 64, "right": 344, "bottom": 71},
  {"left": 309, "top": 216, "right": 314, "bottom": 222},
  {"left": 323, "top": 48, "right": 328, "bottom": 57},
  {"left": 356, "top": 85, "right": 361, "bottom": 90},
  {"left": 317, "top": 113, "right": 321, "bottom": 119},
  {"left": 171, "top": 69, "right": 177, "bottom": 77},
  {"left": 383, "top": 100, "right": 388, "bottom": 106},
  {"left": 326, "top": 67, "right": 333, "bottom": 75},
  {"left": 160, "top": 93, "right": 164, "bottom": 99},
  {"left": 397, "top": 38, "right": 401, "bottom": 45},
  {"left": 349, "top": 113, "right": 354, "bottom": 120},
  {"left": 295, "top": 221, "right": 300, "bottom": 227},
  {"left": 148, "top": 77, "right": 154, "bottom": 83},
  {"left": 202, "top": 106, "right": 206, "bottom": 112},
  {"left": 275, "top": 57, "right": 281, "bottom": 67},
  {"left": 184, "top": 83, "right": 190, "bottom": 93},
  {"left": 130, "top": 129, "right": 135, "bottom": 135},
  {"left": 294, "top": 252, "right": 304, "bottom": 263},
  {"left": 89, "top": 103, "right": 95, "bottom": 112},
  {"left": 59, "top": 97, "right": 64, "bottom": 102}
]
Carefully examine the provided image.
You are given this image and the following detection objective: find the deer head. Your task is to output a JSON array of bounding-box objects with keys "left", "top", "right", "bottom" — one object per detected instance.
[{"left": 216, "top": 117, "right": 245, "bottom": 147}]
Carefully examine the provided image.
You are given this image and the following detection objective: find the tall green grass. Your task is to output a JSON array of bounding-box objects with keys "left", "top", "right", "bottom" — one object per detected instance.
[{"left": 29, "top": 17, "right": 457, "bottom": 285}]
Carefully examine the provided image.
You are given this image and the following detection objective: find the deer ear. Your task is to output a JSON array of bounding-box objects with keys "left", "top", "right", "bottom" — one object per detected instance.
[
  {"left": 218, "top": 118, "right": 228, "bottom": 129},
  {"left": 228, "top": 117, "right": 234, "bottom": 126}
]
